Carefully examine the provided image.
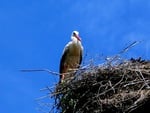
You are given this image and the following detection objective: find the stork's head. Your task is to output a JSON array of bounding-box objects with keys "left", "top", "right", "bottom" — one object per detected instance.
[{"left": 71, "top": 31, "right": 81, "bottom": 42}]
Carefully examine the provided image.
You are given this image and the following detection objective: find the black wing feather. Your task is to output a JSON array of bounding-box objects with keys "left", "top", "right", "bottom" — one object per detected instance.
[
  {"left": 59, "top": 47, "right": 69, "bottom": 73},
  {"left": 79, "top": 49, "right": 82, "bottom": 66}
]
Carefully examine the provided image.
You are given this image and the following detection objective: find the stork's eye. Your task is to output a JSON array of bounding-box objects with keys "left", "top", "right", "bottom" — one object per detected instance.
[{"left": 73, "top": 32, "right": 76, "bottom": 36}]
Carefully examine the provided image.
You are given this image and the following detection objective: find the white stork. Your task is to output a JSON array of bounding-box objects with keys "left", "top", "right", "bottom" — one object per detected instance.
[{"left": 59, "top": 31, "right": 83, "bottom": 83}]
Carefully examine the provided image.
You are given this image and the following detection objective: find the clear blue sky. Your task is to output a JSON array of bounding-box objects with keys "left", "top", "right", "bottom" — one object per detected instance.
[{"left": 0, "top": 0, "right": 150, "bottom": 113}]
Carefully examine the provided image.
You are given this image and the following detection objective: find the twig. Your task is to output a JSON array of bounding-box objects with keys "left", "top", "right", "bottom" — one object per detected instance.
[
  {"left": 35, "top": 94, "right": 50, "bottom": 101},
  {"left": 20, "top": 67, "right": 86, "bottom": 76},
  {"left": 106, "top": 41, "right": 141, "bottom": 64},
  {"left": 119, "top": 41, "right": 141, "bottom": 54},
  {"left": 20, "top": 69, "right": 61, "bottom": 76}
]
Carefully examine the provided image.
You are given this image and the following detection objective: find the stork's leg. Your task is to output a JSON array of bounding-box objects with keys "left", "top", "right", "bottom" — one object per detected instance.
[
  {"left": 59, "top": 65, "right": 68, "bottom": 83},
  {"left": 60, "top": 74, "right": 64, "bottom": 83}
]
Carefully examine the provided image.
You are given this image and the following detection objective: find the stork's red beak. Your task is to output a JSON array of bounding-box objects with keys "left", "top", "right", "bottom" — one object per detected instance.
[{"left": 75, "top": 34, "right": 81, "bottom": 41}]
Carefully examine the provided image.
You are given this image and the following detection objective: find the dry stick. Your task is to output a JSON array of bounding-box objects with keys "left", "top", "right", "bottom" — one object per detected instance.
[
  {"left": 119, "top": 41, "right": 141, "bottom": 54},
  {"left": 21, "top": 69, "right": 61, "bottom": 75},
  {"left": 106, "top": 41, "right": 141, "bottom": 64},
  {"left": 36, "top": 95, "right": 50, "bottom": 101},
  {"left": 40, "top": 86, "right": 55, "bottom": 91},
  {"left": 137, "top": 69, "right": 150, "bottom": 88},
  {"left": 20, "top": 68, "right": 78, "bottom": 77},
  {"left": 20, "top": 67, "right": 86, "bottom": 76}
]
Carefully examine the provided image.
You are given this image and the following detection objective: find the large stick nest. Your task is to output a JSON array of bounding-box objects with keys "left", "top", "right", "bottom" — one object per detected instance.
[{"left": 52, "top": 58, "right": 150, "bottom": 113}]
